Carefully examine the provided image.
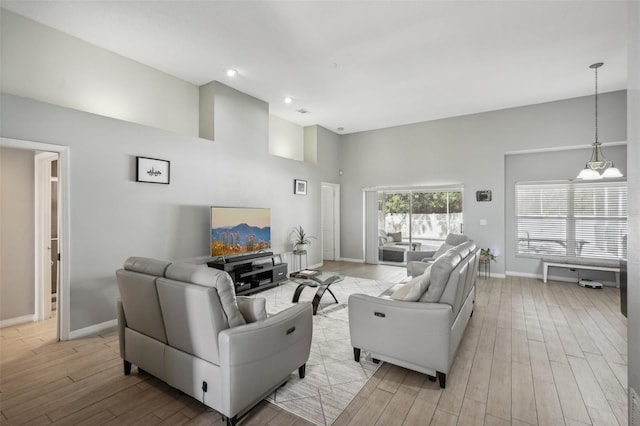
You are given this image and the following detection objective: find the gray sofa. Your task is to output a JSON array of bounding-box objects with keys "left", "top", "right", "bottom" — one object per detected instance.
[
  {"left": 116, "top": 257, "right": 313, "bottom": 426},
  {"left": 349, "top": 241, "right": 479, "bottom": 388},
  {"left": 406, "top": 233, "right": 469, "bottom": 276}
]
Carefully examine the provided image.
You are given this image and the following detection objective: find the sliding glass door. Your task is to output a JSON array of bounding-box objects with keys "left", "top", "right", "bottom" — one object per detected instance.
[{"left": 378, "top": 188, "right": 463, "bottom": 264}]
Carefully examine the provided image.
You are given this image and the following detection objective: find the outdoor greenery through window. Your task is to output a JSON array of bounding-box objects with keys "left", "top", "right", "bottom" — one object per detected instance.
[
  {"left": 515, "top": 180, "right": 627, "bottom": 260},
  {"left": 379, "top": 189, "right": 463, "bottom": 249}
]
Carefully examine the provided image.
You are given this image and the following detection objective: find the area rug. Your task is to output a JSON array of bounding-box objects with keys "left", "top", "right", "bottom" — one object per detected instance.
[{"left": 254, "top": 275, "right": 393, "bottom": 426}]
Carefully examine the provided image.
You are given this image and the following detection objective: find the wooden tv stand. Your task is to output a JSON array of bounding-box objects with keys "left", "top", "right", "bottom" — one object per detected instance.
[{"left": 207, "top": 252, "right": 287, "bottom": 295}]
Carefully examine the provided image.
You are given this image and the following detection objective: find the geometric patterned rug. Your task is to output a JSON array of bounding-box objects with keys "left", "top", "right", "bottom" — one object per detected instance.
[{"left": 255, "top": 275, "right": 394, "bottom": 425}]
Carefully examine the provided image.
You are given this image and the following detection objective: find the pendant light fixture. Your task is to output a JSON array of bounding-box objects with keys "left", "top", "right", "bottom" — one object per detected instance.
[{"left": 576, "top": 62, "right": 623, "bottom": 180}]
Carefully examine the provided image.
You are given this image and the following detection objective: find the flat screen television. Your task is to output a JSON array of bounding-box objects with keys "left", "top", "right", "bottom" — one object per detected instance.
[{"left": 210, "top": 207, "right": 271, "bottom": 257}]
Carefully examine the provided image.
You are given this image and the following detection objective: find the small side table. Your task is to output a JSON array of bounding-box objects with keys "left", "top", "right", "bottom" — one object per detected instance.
[
  {"left": 479, "top": 258, "right": 490, "bottom": 279},
  {"left": 292, "top": 249, "right": 308, "bottom": 272}
]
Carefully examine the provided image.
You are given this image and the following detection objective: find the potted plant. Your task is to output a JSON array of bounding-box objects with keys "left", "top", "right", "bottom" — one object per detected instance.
[
  {"left": 292, "top": 226, "right": 315, "bottom": 253},
  {"left": 480, "top": 248, "right": 497, "bottom": 263}
]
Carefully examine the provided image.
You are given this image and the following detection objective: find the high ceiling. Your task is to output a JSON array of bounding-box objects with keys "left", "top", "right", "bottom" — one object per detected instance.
[{"left": 1, "top": 1, "right": 629, "bottom": 134}]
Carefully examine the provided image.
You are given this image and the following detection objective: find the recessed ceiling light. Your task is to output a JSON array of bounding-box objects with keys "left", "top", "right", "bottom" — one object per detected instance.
[
  {"left": 225, "top": 68, "right": 238, "bottom": 77},
  {"left": 284, "top": 97, "right": 293, "bottom": 104}
]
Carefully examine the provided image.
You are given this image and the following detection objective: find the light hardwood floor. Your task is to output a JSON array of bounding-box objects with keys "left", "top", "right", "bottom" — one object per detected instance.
[{"left": 0, "top": 262, "right": 628, "bottom": 425}]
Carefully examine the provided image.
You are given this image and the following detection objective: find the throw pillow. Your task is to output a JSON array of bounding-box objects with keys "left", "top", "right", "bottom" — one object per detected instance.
[
  {"left": 391, "top": 266, "right": 432, "bottom": 301},
  {"left": 236, "top": 296, "right": 267, "bottom": 322},
  {"left": 388, "top": 232, "right": 402, "bottom": 242}
]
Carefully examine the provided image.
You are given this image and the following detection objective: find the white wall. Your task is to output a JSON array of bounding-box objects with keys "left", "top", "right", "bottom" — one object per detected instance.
[
  {"left": 0, "top": 10, "right": 198, "bottom": 136},
  {"left": 339, "top": 91, "right": 627, "bottom": 275},
  {"left": 269, "top": 114, "right": 304, "bottom": 161},
  {"left": 0, "top": 148, "right": 35, "bottom": 321},
  {"left": 0, "top": 88, "right": 340, "bottom": 331}
]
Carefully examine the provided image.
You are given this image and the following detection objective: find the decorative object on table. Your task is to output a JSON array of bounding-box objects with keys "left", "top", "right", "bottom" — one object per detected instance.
[
  {"left": 294, "top": 179, "right": 307, "bottom": 195},
  {"left": 479, "top": 248, "right": 496, "bottom": 279},
  {"left": 479, "top": 248, "right": 497, "bottom": 262},
  {"left": 136, "top": 156, "right": 170, "bottom": 184},
  {"left": 576, "top": 62, "right": 623, "bottom": 180},
  {"left": 272, "top": 254, "right": 282, "bottom": 265},
  {"left": 291, "top": 225, "right": 315, "bottom": 252},
  {"left": 475, "top": 190, "right": 492, "bottom": 202}
]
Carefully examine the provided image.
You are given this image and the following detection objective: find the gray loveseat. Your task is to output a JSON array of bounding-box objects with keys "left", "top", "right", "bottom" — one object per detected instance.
[
  {"left": 116, "top": 257, "right": 313, "bottom": 425},
  {"left": 349, "top": 241, "right": 479, "bottom": 388}
]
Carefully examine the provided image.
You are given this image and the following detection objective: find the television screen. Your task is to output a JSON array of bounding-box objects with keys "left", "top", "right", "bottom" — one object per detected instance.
[{"left": 210, "top": 207, "right": 271, "bottom": 257}]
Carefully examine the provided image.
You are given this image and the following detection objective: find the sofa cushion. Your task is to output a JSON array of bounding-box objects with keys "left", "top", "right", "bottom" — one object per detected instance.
[
  {"left": 391, "top": 266, "right": 432, "bottom": 301},
  {"left": 388, "top": 232, "right": 402, "bottom": 242},
  {"left": 165, "top": 263, "right": 246, "bottom": 327},
  {"left": 420, "top": 250, "right": 460, "bottom": 302},
  {"left": 124, "top": 256, "right": 172, "bottom": 277},
  {"left": 444, "top": 233, "right": 469, "bottom": 246},
  {"left": 433, "top": 243, "right": 454, "bottom": 259},
  {"left": 237, "top": 296, "right": 267, "bottom": 322}
]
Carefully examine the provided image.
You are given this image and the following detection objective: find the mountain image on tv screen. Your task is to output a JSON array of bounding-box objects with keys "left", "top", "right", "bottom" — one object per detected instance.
[{"left": 210, "top": 207, "right": 271, "bottom": 257}]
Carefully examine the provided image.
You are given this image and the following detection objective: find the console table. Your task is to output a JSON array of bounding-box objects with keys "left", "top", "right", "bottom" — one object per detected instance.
[{"left": 207, "top": 252, "right": 287, "bottom": 295}]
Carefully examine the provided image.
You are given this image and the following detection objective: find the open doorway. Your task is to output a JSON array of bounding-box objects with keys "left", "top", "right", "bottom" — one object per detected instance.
[
  {"left": 321, "top": 183, "right": 340, "bottom": 261},
  {"left": 1, "top": 137, "right": 70, "bottom": 340}
]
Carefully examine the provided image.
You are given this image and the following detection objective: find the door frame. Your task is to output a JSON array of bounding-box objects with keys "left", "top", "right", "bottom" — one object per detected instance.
[
  {"left": 321, "top": 182, "right": 340, "bottom": 261},
  {"left": 1, "top": 137, "right": 70, "bottom": 341},
  {"left": 35, "top": 151, "right": 57, "bottom": 322}
]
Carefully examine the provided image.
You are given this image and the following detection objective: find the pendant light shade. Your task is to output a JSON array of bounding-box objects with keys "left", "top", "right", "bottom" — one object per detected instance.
[{"left": 576, "top": 62, "right": 623, "bottom": 180}]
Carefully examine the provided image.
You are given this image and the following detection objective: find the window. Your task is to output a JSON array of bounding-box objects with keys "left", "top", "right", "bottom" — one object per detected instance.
[
  {"left": 379, "top": 189, "right": 463, "bottom": 249},
  {"left": 516, "top": 181, "right": 627, "bottom": 260}
]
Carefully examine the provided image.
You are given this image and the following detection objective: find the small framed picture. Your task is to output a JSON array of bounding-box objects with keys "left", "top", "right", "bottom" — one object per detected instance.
[
  {"left": 273, "top": 254, "right": 282, "bottom": 265},
  {"left": 136, "top": 156, "right": 170, "bottom": 184},
  {"left": 294, "top": 179, "right": 307, "bottom": 195},
  {"left": 476, "top": 190, "right": 492, "bottom": 202}
]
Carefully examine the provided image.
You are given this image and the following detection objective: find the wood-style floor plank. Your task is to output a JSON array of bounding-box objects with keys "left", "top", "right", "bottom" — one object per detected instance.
[{"left": 0, "top": 262, "right": 628, "bottom": 426}]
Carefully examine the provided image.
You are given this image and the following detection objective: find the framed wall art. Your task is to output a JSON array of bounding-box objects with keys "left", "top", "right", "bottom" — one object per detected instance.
[
  {"left": 294, "top": 179, "right": 307, "bottom": 195},
  {"left": 136, "top": 156, "right": 170, "bottom": 184}
]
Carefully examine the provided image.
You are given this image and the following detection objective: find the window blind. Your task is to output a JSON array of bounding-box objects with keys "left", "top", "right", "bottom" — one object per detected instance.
[{"left": 516, "top": 180, "right": 627, "bottom": 260}]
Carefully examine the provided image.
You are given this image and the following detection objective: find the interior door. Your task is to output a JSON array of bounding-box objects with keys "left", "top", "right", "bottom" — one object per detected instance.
[{"left": 321, "top": 185, "right": 335, "bottom": 260}]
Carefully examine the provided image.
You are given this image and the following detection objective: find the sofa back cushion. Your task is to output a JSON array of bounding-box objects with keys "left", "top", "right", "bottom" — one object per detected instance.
[
  {"left": 439, "top": 241, "right": 477, "bottom": 317},
  {"left": 116, "top": 257, "right": 171, "bottom": 343},
  {"left": 444, "top": 233, "right": 469, "bottom": 246},
  {"left": 156, "top": 276, "right": 229, "bottom": 365},
  {"left": 164, "top": 263, "right": 246, "bottom": 327},
  {"left": 420, "top": 250, "right": 461, "bottom": 302}
]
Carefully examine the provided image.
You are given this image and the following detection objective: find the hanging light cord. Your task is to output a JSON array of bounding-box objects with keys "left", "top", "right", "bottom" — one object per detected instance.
[{"left": 594, "top": 64, "right": 599, "bottom": 143}]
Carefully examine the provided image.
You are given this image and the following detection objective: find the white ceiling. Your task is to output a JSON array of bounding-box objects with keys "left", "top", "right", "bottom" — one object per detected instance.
[{"left": 1, "top": 1, "right": 629, "bottom": 135}]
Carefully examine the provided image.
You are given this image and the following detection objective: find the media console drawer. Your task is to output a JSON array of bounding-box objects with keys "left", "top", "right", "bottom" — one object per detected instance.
[{"left": 272, "top": 264, "right": 288, "bottom": 283}]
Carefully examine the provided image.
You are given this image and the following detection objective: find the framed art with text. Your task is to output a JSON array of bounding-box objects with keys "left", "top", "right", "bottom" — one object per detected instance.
[{"left": 136, "top": 156, "right": 170, "bottom": 184}]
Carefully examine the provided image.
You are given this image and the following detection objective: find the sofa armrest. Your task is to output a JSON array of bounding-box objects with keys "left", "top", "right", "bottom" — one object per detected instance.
[
  {"left": 218, "top": 302, "right": 313, "bottom": 416},
  {"left": 406, "top": 250, "right": 436, "bottom": 262},
  {"left": 348, "top": 294, "right": 452, "bottom": 372},
  {"left": 117, "top": 299, "right": 126, "bottom": 359}
]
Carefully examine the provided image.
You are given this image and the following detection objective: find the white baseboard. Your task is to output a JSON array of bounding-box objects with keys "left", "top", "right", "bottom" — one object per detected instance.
[
  {"left": 339, "top": 258, "right": 365, "bottom": 264},
  {"left": 482, "top": 273, "right": 506, "bottom": 279},
  {"left": 506, "top": 271, "right": 540, "bottom": 279},
  {"left": 68, "top": 319, "right": 117, "bottom": 340},
  {"left": 0, "top": 314, "right": 36, "bottom": 329}
]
